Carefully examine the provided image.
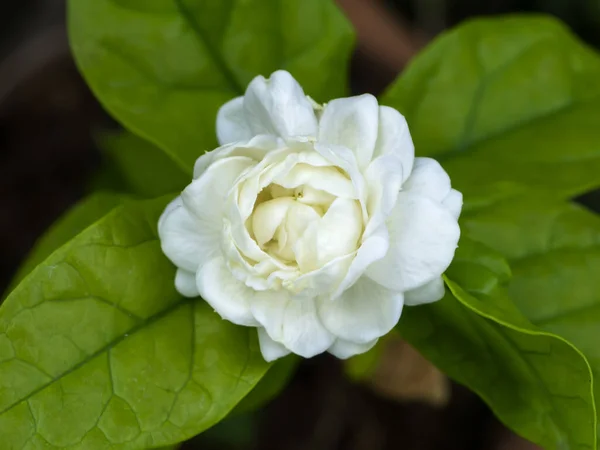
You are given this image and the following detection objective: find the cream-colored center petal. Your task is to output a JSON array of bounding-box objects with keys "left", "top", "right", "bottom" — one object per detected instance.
[
  {"left": 252, "top": 196, "right": 322, "bottom": 261},
  {"left": 295, "top": 198, "right": 363, "bottom": 272},
  {"left": 227, "top": 144, "right": 366, "bottom": 296},
  {"left": 273, "top": 164, "right": 356, "bottom": 199}
]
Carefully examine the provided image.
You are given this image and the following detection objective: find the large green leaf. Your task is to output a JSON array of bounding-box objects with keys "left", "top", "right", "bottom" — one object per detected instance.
[
  {"left": 382, "top": 15, "right": 600, "bottom": 200},
  {"left": 68, "top": 0, "right": 354, "bottom": 169},
  {"left": 97, "top": 131, "right": 189, "bottom": 198},
  {"left": 462, "top": 192, "right": 600, "bottom": 445},
  {"left": 398, "top": 237, "right": 596, "bottom": 450},
  {"left": 0, "top": 196, "right": 269, "bottom": 449},
  {"left": 5, "top": 193, "right": 125, "bottom": 296},
  {"left": 232, "top": 355, "right": 299, "bottom": 415}
]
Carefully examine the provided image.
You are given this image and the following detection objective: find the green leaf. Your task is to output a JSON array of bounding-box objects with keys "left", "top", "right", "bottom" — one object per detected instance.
[
  {"left": 88, "top": 161, "right": 131, "bottom": 195},
  {"left": 382, "top": 15, "right": 600, "bottom": 200},
  {"left": 68, "top": 0, "right": 354, "bottom": 169},
  {"left": 0, "top": 196, "right": 269, "bottom": 449},
  {"left": 6, "top": 193, "right": 125, "bottom": 294},
  {"left": 232, "top": 355, "right": 299, "bottom": 415},
  {"left": 344, "top": 333, "right": 390, "bottom": 382},
  {"left": 461, "top": 192, "right": 600, "bottom": 446},
  {"left": 97, "top": 131, "right": 189, "bottom": 198},
  {"left": 398, "top": 237, "right": 597, "bottom": 450}
]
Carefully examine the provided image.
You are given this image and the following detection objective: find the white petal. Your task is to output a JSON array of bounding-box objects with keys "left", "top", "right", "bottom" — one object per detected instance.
[
  {"left": 295, "top": 198, "right": 362, "bottom": 270},
  {"left": 402, "top": 157, "right": 451, "bottom": 202},
  {"left": 227, "top": 200, "right": 274, "bottom": 263},
  {"left": 279, "top": 202, "right": 321, "bottom": 260},
  {"left": 318, "top": 94, "right": 379, "bottom": 169},
  {"left": 216, "top": 96, "right": 253, "bottom": 145},
  {"left": 318, "top": 276, "right": 404, "bottom": 344},
  {"left": 196, "top": 257, "right": 259, "bottom": 327},
  {"left": 442, "top": 189, "right": 463, "bottom": 220},
  {"left": 404, "top": 277, "right": 446, "bottom": 306},
  {"left": 366, "top": 193, "right": 460, "bottom": 292},
  {"left": 296, "top": 185, "right": 336, "bottom": 206},
  {"left": 363, "top": 154, "right": 403, "bottom": 238},
  {"left": 175, "top": 269, "right": 199, "bottom": 298},
  {"left": 234, "top": 147, "right": 298, "bottom": 220},
  {"left": 314, "top": 142, "right": 368, "bottom": 223},
  {"left": 158, "top": 196, "right": 182, "bottom": 234},
  {"left": 183, "top": 156, "right": 254, "bottom": 223},
  {"left": 193, "top": 135, "right": 281, "bottom": 179},
  {"left": 158, "top": 198, "right": 218, "bottom": 272},
  {"left": 373, "top": 106, "right": 414, "bottom": 183},
  {"left": 244, "top": 70, "right": 318, "bottom": 138},
  {"left": 257, "top": 328, "right": 291, "bottom": 362},
  {"left": 332, "top": 224, "right": 389, "bottom": 299},
  {"left": 251, "top": 294, "right": 334, "bottom": 358},
  {"left": 273, "top": 164, "right": 356, "bottom": 199},
  {"left": 222, "top": 230, "right": 290, "bottom": 291},
  {"left": 316, "top": 198, "right": 362, "bottom": 264},
  {"left": 290, "top": 253, "right": 353, "bottom": 298},
  {"left": 328, "top": 338, "right": 378, "bottom": 359},
  {"left": 252, "top": 197, "right": 295, "bottom": 247}
]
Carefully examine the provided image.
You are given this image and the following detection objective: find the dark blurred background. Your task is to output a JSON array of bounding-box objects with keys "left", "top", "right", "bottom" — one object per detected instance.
[{"left": 2, "top": 1, "right": 599, "bottom": 449}]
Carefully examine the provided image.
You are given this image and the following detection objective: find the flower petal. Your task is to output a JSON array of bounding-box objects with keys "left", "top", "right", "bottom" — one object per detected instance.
[
  {"left": 158, "top": 197, "right": 218, "bottom": 272},
  {"left": 363, "top": 153, "right": 403, "bottom": 237},
  {"left": 244, "top": 70, "right": 318, "bottom": 138},
  {"left": 193, "top": 135, "right": 281, "bottom": 179},
  {"left": 158, "top": 196, "right": 182, "bottom": 234},
  {"left": 183, "top": 156, "right": 254, "bottom": 224},
  {"left": 331, "top": 224, "right": 389, "bottom": 299},
  {"left": 251, "top": 294, "right": 334, "bottom": 358},
  {"left": 404, "top": 277, "right": 446, "bottom": 306},
  {"left": 196, "top": 257, "right": 259, "bottom": 327},
  {"left": 328, "top": 338, "right": 378, "bottom": 359},
  {"left": 402, "top": 157, "right": 451, "bottom": 202},
  {"left": 273, "top": 164, "right": 356, "bottom": 199},
  {"left": 318, "top": 276, "right": 404, "bottom": 344},
  {"left": 442, "top": 189, "right": 463, "bottom": 220},
  {"left": 216, "top": 96, "right": 253, "bottom": 145},
  {"left": 257, "top": 328, "right": 291, "bottom": 362},
  {"left": 318, "top": 94, "right": 379, "bottom": 169},
  {"left": 252, "top": 197, "right": 296, "bottom": 247},
  {"left": 366, "top": 193, "right": 460, "bottom": 292},
  {"left": 314, "top": 142, "right": 368, "bottom": 224},
  {"left": 373, "top": 106, "right": 414, "bottom": 182},
  {"left": 295, "top": 198, "right": 362, "bottom": 270},
  {"left": 291, "top": 253, "right": 353, "bottom": 298},
  {"left": 175, "top": 269, "right": 199, "bottom": 298}
]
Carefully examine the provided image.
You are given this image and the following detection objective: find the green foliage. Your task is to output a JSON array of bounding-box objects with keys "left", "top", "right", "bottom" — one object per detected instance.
[
  {"left": 384, "top": 15, "right": 600, "bottom": 449},
  {"left": 344, "top": 333, "right": 390, "bottom": 382},
  {"left": 399, "top": 237, "right": 596, "bottom": 450},
  {"left": 68, "top": 0, "right": 354, "bottom": 169},
  {"left": 96, "top": 131, "right": 189, "bottom": 198},
  {"left": 462, "top": 191, "right": 600, "bottom": 446},
  {"left": 5, "top": 193, "right": 124, "bottom": 294},
  {"left": 0, "top": 197, "right": 269, "bottom": 449},
  {"left": 0, "top": 0, "right": 355, "bottom": 447},
  {"left": 6, "top": 4, "right": 600, "bottom": 450},
  {"left": 382, "top": 15, "right": 600, "bottom": 201},
  {"left": 233, "top": 355, "right": 300, "bottom": 415}
]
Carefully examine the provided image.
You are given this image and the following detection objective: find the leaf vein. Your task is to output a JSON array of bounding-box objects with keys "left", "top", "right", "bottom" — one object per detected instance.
[{"left": 0, "top": 299, "right": 193, "bottom": 418}]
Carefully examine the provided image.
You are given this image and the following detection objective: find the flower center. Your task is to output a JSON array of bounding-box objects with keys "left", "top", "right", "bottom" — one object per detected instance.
[
  {"left": 231, "top": 148, "right": 364, "bottom": 292},
  {"left": 251, "top": 183, "right": 331, "bottom": 262}
]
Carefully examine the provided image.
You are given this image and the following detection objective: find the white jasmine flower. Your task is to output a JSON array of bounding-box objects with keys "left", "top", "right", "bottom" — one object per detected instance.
[{"left": 158, "top": 71, "right": 461, "bottom": 362}]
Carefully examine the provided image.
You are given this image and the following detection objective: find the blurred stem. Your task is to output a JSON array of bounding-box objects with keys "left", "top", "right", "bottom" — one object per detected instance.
[{"left": 336, "top": 0, "right": 423, "bottom": 71}]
